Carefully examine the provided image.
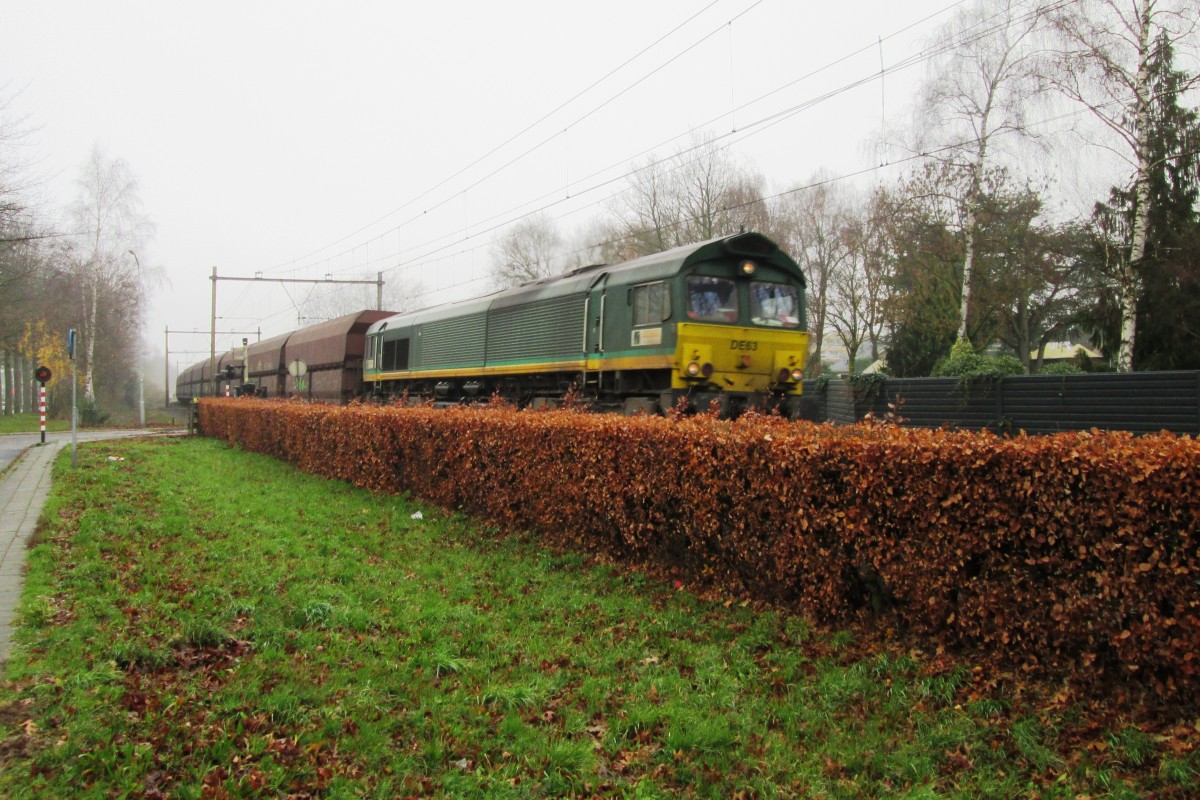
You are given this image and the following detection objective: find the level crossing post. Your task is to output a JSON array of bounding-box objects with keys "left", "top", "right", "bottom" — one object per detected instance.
[{"left": 33, "top": 365, "right": 52, "bottom": 445}]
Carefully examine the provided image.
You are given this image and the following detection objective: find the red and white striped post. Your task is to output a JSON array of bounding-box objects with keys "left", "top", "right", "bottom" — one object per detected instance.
[{"left": 33, "top": 365, "right": 52, "bottom": 445}]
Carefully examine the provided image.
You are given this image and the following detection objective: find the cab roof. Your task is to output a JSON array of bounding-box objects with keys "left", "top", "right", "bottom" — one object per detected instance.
[{"left": 367, "top": 232, "right": 803, "bottom": 335}]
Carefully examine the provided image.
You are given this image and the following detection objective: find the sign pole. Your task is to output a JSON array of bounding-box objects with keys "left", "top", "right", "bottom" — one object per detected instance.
[
  {"left": 210, "top": 267, "right": 217, "bottom": 398},
  {"left": 68, "top": 328, "right": 77, "bottom": 468},
  {"left": 71, "top": 363, "right": 77, "bottom": 466}
]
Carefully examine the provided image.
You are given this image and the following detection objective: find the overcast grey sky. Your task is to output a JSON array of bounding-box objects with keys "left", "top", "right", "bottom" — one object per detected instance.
[{"left": 6, "top": 0, "right": 968, "bottom": 362}]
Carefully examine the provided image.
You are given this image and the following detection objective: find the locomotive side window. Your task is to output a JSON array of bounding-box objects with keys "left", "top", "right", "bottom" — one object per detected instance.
[
  {"left": 633, "top": 281, "right": 671, "bottom": 326},
  {"left": 750, "top": 282, "right": 801, "bottom": 328},
  {"left": 380, "top": 338, "right": 410, "bottom": 371},
  {"left": 687, "top": 276, "right": 738, "bottom": 322}
]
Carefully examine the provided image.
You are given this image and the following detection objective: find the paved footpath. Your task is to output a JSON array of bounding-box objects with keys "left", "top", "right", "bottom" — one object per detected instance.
[{"left": 0, "top": 430, "right": 167, "bottom": 664}]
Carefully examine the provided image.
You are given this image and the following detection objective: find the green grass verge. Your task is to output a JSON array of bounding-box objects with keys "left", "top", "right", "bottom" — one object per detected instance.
[
  {"left": 0, "top": 414, "right": 69, "bottom": 434},
  {"left": 0, "top": 410, "right": 184, "bottom": 435},
  {"left": 0, "top": 438, "right": 1194, "bottom": 798}
]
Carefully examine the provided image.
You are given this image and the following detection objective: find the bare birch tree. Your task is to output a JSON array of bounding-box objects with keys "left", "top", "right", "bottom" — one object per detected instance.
[
  {"left": 68, "top": 145, "right": 153, "bottom": 402},
  {"left": 610, "top": 153, "right": 681, "bottom": 257},
  {"left": 489, "top": 212, "right": 564, "bottom": 289},
  {"left": 1048, "top": 0, "right": 1199, "bottom": 371},
  {"left": 771, "top": 176, "right": 854, "bottom": 374},
  {"left": 914, "top": 0, "right": 1049, "bottom": 346},
  {"left": 827, "top": 192, "right": 894, "bottom": 373},
  {"left": 610, "top": 132, "right": 766, "bottom": 258},
  {"left": 0, "top": 85, "right": 49, "bottom": 247},
  {"left": 0, "top": 87, "right": 47, "bottom": 349}
]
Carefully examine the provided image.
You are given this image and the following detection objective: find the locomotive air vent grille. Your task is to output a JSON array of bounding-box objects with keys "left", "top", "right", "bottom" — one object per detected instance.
[
  {"left": 417, "top": 313, "right": 487, "bottom": 368},
  {"left": 487, "top": 295, "right": 586, "bottom": 363}
]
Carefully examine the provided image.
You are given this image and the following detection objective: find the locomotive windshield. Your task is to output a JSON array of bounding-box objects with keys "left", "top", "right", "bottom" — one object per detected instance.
[
  {"left": 750, "top": 282, "right": 801, "bottom": 328},
  {"left": 687, "top": 276, "right": 738, "bottom": 323}
]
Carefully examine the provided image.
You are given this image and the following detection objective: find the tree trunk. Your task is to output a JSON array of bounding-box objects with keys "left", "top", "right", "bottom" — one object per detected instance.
[
  {"left": 846, "top": 343, "right": 860, "bottom": 375},
  {"left": 957, "top": 131, "right": 990, "bottom": 345},
  {"left": 17, "top": 353, "right": 25, "bottom": 414},
  {"left": 957, "top": 202, "right": 979, "bottom": 343},
  {"left": 84, "top": 272, "right": 98, "bottom": 402},
  {"left": 1012, "top": 303, "right": 1032, "bottom": 373},
  {"left": 1116, "top": 4, "right": 1155, "bottom": 373},
  {"left": 807, "top": 327, "right": 825, "bottom": 376}
]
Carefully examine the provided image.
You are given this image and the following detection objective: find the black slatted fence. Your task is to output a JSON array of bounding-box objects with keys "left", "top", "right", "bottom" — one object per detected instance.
[{"left": 800, "top": 371, "right": 1200, "bottom": 435}]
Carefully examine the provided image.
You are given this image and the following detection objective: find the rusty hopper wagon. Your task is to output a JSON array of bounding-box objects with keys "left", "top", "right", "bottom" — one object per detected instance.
[{"left": 178, "top": 310, "right": 392, "bottom": 404}]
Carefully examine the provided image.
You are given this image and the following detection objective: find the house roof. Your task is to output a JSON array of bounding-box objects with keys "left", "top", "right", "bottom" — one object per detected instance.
[{"left": 1036, "top": 342, "right": 1102, "bottom": 361}]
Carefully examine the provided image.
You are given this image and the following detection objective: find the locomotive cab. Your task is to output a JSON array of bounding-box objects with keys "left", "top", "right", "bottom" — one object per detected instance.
[{"left": 667, "top": 250, "right": 808, "bottom": 415}]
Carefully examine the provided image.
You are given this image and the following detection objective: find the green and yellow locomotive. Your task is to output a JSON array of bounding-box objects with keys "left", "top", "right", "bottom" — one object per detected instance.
[{"left": 363, "top": 231, "right": 809, "bottom": 415}]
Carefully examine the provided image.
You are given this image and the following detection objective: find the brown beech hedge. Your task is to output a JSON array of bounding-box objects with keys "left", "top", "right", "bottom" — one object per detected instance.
[{"left": 199, "top": 398, "right": 1200, "bottom": 702}]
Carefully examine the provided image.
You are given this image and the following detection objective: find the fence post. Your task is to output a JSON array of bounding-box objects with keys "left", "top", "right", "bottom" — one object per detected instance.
[{"left": 996, "top": 376, "right": 1005, "bottom": 428}]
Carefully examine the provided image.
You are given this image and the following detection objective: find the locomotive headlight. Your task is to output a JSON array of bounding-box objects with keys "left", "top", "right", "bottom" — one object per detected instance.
[
  {"left": 777, "top": 367, "right": 806, "bottom": 383},
  {"left": 701, "top": 362, "right": 715, "bottom": 379},
  {"left": 686, "top": 361, "right": 702, "bottom": 378},
  {"left": 740, "top": 260, "right": 757, "bottom": 276}
]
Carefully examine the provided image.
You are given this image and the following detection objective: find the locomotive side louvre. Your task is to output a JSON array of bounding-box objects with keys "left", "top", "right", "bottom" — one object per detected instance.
[
  {"left": 488, "top": 294, "right": 587, "bottom": 364},
  {"left": 414, "top": 309, "right": 487, "bottom": 370}
]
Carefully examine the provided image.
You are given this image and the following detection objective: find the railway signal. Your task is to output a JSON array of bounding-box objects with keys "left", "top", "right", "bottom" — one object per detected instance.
[{"left": 34, "top": 365, "right": 51, "bottom": 445}]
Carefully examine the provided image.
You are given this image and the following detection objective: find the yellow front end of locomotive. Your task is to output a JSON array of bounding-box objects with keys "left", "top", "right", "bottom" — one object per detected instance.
[{"left": 673, "top": 323, "right": 809, "bottom": 395}]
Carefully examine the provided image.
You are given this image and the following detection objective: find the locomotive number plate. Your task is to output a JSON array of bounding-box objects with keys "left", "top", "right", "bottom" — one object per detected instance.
[
  {"left": 730, "top": 340, "right": 759, "bottom": 351},
  {"left": 632, "top": 327, "right": 663, "bottom": 346}
]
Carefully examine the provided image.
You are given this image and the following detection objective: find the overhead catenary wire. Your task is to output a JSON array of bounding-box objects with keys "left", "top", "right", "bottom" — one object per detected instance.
[
  {"left": 284, "top": 0, "right": 1047, "bottom": 282},
  {"left": 264, "top": 0, "right": 982, "bottom": 290},
  {"left": 245, "top": 0, "right": 1079, "bottom": 328},
  {"left": 253, "top": 90, "right": 1134, "bottom": 332},
  {"left": 262, "top": 0, "right": 736, "bottom": 273},
  {"left": 294, "top": 0, "right": 768, "bottom": 275},
  {"left": 241, "top": 0, "right": 1045, "bottom": 309}
]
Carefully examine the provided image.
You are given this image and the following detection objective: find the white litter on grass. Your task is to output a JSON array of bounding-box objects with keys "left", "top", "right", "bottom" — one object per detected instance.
[
  {"left": 106, "top": 456, "right": 125, "bottom": 462},
  {"left": 410, "top": 511, "right": 423, "bottom": 520}
]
